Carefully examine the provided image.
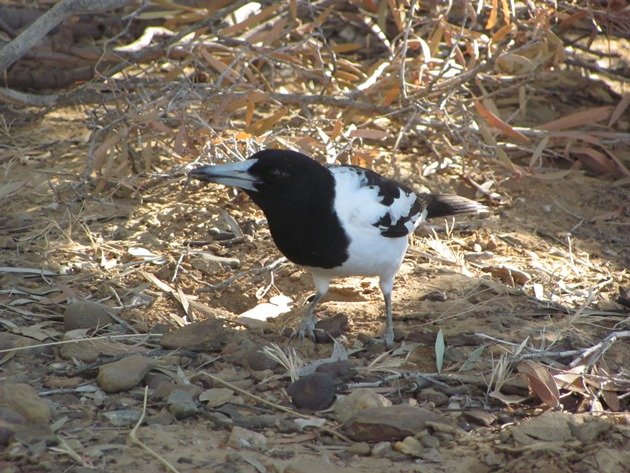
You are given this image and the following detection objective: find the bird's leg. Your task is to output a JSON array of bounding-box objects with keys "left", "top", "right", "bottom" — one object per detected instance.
[
  {"left": 297, "top": 292, "right": 323, "bottom": 340},
  {"left": 378, "top": 275, "right": 396, "bottom": 349},
  {"left": 295, "top": 273, "right": 330, "bottom": 342},
  {"left": 382, "top": 291, "right": 394, "bottom": 349}
]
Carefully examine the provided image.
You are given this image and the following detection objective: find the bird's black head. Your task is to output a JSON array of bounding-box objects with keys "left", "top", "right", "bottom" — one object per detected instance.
[{"left": 189, "top": 149, "right": 333, "bottom": 213}]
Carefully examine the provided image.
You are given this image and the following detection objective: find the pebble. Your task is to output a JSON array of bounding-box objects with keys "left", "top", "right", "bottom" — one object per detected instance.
[
  {"left": 227, "top": 426, "right": 267, "bottom": 451},
  {"left": 344, "top": 404, "right": 454, "bottom": 443},
  {"left": 97, "top": 355, "right": 154, "bottom": 393},
  {"left": 0, "top": 383, "right": 52, "bottom": 423},
  {"left": 246, "top": 345, "right": 280, "bottom": 371},
  {"left": 346, "top": 441, "right": 371, "bottom": 456},
  {"left": 63, "top": 300, "right": 115, "bottom": 330},
  {"left": 417, "top": 388, "right": 449, "bottom": 407},
  {"left": 315, "top": 360, "right": 357, "bottom": 383},
  {"left": 333, "top": 389, "right": 391, "bottom": 424},
  {"left": 167, "top": 389, "right": 199, "bottom": 419},
  {"left": 160, "top": 318, "right": 225, "bottom": 351},
  {"left": 102, "top": 409, "right": 142, "bottom": 427},
  {"left": 287, "top": 373, "right": 336, "bottom": 411},
  {"left": 153, "top": 382, "right": 203, "bottom": 400},
  {"left": 199, "top": 388, "right": 235, "bottom": 407},
  {"left": 314, "top": 313, "right": 348, "bottom": 343}
]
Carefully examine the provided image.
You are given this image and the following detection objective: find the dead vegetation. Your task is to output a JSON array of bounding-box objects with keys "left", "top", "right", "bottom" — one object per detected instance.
[{"left": 0, "top": 1, "right": 629, "bottom": 472}]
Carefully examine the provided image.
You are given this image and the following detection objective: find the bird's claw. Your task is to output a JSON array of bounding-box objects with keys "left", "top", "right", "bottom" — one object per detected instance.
[
  {"left": 366, "top": 327, "right": 395, "bottom": 349},
  {"left": 293, "top": 315, "right": 317, "bottom": 342}
]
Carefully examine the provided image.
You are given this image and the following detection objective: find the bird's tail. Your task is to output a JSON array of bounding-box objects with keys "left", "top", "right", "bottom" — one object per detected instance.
[{"left": 425, "top": 194, "right": 488, "bottom": 219}]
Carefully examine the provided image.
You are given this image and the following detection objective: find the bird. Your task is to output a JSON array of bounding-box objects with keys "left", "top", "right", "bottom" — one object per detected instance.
[{"left": 189, "top": 149, "right": 486, "bottom": 348}]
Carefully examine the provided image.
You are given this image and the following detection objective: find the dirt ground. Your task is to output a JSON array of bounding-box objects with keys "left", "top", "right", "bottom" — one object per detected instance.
[{"left": 0, "top": 100, "right": 628, "bottom": 472}]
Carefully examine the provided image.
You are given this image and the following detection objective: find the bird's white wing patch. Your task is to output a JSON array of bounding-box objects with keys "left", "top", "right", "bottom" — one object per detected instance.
[{"left": 328, "top": 165, "right": 426, "bottom": 238}]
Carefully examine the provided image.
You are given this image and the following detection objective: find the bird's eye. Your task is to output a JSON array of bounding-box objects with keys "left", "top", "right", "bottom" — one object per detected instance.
[{"left": 266, "top": 168, "right": 284, "bottom": 181}]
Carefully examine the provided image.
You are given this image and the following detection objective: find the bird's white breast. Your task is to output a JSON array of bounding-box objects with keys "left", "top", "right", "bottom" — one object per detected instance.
[{"left": 306, "top": 166, "right": 417, "bottom": 280}]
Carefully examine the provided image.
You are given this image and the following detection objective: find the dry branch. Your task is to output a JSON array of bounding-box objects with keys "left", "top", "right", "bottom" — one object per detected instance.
[{"left": 0, "top": 0, "right": 133, "bottom": 73}]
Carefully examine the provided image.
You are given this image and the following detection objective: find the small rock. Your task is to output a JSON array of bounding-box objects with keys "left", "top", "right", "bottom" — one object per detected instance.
[
  {"left": 421, "top": 291, "right": 447, "bottom": 302},
  {"left": 102, "top": 410, "right": 142, "bottom": 427},
  {"left": 43, "top": 376, "right": 82, "bottom": 389},
  {"left": 59, "top": 341, "right": 100, "bottom": 363},
  {"left": 227, "top": 426, "right": 267, "bottom": 451},
  {"left": 462, "top": 409, "right": 496, "bottom": 427},
  {"left": 344, "top": 404, "right": 455, "bottom": 442},
  {"left": 160, "top": 318, "right": 225, "bottom": 351},
  {"left": 595, "top": 447, "right": 627, "bottom": 473},
  {"left": 393, "top": 436, "right": 423, "bottom": 457},
  {"left": 287, "top": 373, "right": 336, "bottom": 411},
  {"left": 0, "top": 383, "right": 52, "bottom": 423},
  {"left": 417, "top": 447, "right": 443, "bottom": 462},
  {"left": 199, "top": 388, "right": 235, "bottom": 408},
  {"left": 167, "top": 389, "right": 198, "bottom": 420},
  {"left": 0, "top": 333, "right": 52, "bottom": 357},
  {"left": 417, "top": 388, "right": 449, "bottom": 406},
  {"left": 0, "top": 461, "right": 21, "bottom": 473},
  {"left": 246, "top": 346, "right": 279, "bottom": 371},
  {"left": 97, "top": 355, "right": 154, "bottom": 393},
  {"left": 153, "top": 382, "right": 203, "bottom": 401},
  {"left": 144, "top": 372, "right": 172, "bottom": 389},
  {"left": 315, "top": 360, "right": 357, "bottom": 383},
  {"left": 333, "top": 389, "right": 391, "bottom": 424},
  {"left": 498, "top": 429, "right": 511, "bottom": 443},
  {"left": 370, "top": 441, "right": 393, "bottom": 457},
  {"left": 284, "top": 459, "right": 354, "bottom": 473},
  {"left": 510, "top": 428, "right": 535, "bottom": 446},
  {"left": 12, "top": 423, "right": 57, "bottom": 448},
  {"left": 0, "top": 407, "right": 27, "bottom": 446},
  {"left": 230, "top": 378, "right": 254, "bottom": 391},
  {"left": 5, "top": 441, "right": 28, "bottom": 461},
  {"left": 443, "top": 347, "right": 466, "bottom": 364},
  {"left": 346, "top": 441, "right": 371, "bottom": 456},
  {"left": 314, "top": 313, "right": 348, "bottom": 343},
  {"left": 418, "top": 430, "right": 440, "bottom": 448},
  {"left": 190, "top": 253, "right": 240, "bottom": 276},
  {"left": 251, "top": 369, "right": 274, "bottom": 383},
  {"left": 513, "top": 411, "right": 574, "bottom": 442},
  {"left": 64, "top": 300, "right": 115, "bottom": 330},
  {"left": 146, "top": 409, "right": 173, "bottom": 426},
  {"left": 568, "top": 418, "right": 612, "bottom": 443},
  {"left": 484, "top": 451, "right": 503, "bottom": 467}
]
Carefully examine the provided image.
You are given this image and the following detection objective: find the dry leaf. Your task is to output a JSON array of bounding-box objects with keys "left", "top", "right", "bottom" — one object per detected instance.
[
  {"left": 517, "top": 361, "right": 560, "bottom": 408},
  {"left": 571, "top": 146, "right": 620, "bottom": 176},
  {"left": 474, "top": 101, "right": 530, "bottom": 143},
  {"left": 608, "top": 93, "right": 630, "bottom": 127},
  {"left": 348, "top": 129, "right": 390, "bottom": 140},
  {"left": 247, "top": 107, "right": 288, "bottom": 135},
  {"left": 219, "top": 3, "right": 281, "bottom": 36},
  {"left": 601, "top": 390, "right": 621, "bottom": 411},
  {"left": 486, "top": 0, "right": 499, "bottom": 29},
  {"left": 540, "top": 106, "right": 614, "bottom": 131}
]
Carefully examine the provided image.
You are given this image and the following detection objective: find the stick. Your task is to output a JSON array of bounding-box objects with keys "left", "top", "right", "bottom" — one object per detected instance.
[{"left": 0, "top": 0, "right": 133, "bottom": 72}]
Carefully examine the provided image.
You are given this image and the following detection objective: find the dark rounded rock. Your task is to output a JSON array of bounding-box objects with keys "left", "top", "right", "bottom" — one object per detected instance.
[
  {"left": 63, "top": 300, "right": 116, "bottom": 330},
  {"left": 246, "top": 346, "right": 280, "bottom": 371},
  {"left": 160, "top": 318, "right": 225, "bottom": 352},
  {"left": 315, "top": 360, "right": 357, "bottom": 383},
  {"left": 314, "top": 313, "right": 348, "bottom": 343},
  {"left": 287, "top": 373, "right": 336, "bottom": 411}
]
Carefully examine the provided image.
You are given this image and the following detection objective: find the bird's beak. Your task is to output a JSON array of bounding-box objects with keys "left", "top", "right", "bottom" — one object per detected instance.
[{"left": 189, "top": 160, "right": 259, "bottom": 192}]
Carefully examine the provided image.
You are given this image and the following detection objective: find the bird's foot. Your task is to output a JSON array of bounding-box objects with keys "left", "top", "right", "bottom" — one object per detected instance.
[
  {"left": 293, "top": 314, "right": 317, "bottom": 342},
  {"left": 367, "top": 326, "right": 395, "bottom": 349},
  {"left": 383, "top": 327, "right": 395, "bottom": 349}
]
